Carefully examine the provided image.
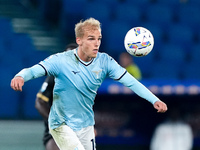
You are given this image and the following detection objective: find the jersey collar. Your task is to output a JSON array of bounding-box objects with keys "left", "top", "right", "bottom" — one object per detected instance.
[{"left": 74, "top": 49, "right": 94, "bottom": 66}]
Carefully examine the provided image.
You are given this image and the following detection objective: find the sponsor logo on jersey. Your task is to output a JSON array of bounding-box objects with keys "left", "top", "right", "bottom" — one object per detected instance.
[{"left": 72, "top": 71, "right": 80, "bottom": 74}]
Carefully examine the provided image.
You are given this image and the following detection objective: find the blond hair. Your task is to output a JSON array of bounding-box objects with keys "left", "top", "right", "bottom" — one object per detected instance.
[{"left": 75, "top": 18, "right": 101, "bottom": 38}]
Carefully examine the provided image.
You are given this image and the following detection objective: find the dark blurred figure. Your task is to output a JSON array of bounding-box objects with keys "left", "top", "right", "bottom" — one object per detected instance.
[{"left": 119, "top": 52, "right": 142, "bottom": 80}]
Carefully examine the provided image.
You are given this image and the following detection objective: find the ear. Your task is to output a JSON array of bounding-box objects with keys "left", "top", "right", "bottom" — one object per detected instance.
[{"left": 76, "top": 37, "right": 82, "bottom": 46}]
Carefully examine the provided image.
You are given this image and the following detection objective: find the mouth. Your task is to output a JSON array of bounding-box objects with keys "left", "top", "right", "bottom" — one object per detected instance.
[{"left": 93, "top": 49, "right": 98, "bottom": 54}]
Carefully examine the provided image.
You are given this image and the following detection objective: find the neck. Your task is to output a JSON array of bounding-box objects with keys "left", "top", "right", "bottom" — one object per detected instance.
[{"left": 77, "top": 48, "right": 92, "bottom": 62}]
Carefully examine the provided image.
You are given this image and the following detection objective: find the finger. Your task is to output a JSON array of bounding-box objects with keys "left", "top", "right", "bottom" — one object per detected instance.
[
  {"left": 157, "top": 104, "right": 167, "bottom": 113},
  {"left": 16, "top": 81, "right": 23, "bottom": 91},
  {"left": 11, "top": 78, "right": 23, "bottom": 91},
  {"left": 18, "top": 82, "right": 23, "bottom": 91},
  {"left": 15, "top": 82, "right": 21, "bottom": 91},
  {"left": 10, "top": 79, "right": 14, "bottom": 89},
  {"left": 155, "top": 104, "right": 163, "bottom": 112},
  {"left": 11, "top": 79, "right": 18, "bottom": 91}
]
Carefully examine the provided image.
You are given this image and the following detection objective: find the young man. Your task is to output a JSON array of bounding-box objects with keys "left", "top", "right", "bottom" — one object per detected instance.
[
  {"left": 11, "top": 18, "right": 167, "bottom": 150},
  {"left": 35, "top": 43, "right": 78, "bottom": 150}
]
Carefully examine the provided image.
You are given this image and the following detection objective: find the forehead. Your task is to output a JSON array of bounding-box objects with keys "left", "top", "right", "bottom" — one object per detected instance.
[{"left": 83, "top": 27, "right": 101, "bottom": 37}]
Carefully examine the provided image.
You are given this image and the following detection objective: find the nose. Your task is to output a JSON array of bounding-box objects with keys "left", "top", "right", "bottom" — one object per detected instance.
[{"left": 95, "top": 39, "right": 101, "bottom": 47}]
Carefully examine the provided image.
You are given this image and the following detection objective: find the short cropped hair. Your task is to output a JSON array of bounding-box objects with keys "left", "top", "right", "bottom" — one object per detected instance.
[{"left": 75, "top": 18, "right": 101, "bottom": 38}]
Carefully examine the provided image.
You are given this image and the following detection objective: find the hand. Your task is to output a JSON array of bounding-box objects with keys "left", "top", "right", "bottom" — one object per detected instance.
[
  {"left": 154, "top": 101, "right": 168, "bottom": 113},
  {"left": 10, "top": 76, "right": 24, "bottom": 92}
]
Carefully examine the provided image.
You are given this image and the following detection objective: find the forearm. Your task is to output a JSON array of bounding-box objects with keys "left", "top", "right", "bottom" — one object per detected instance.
[
  {"left": 15, "top": 64, "right": 46, "bottom": 82},
  {"left": 119, "top": 72, "right": 160, "bottom": 104}
]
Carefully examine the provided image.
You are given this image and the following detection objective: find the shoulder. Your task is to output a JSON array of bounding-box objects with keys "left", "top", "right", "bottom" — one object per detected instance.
[
  {"left": 53, "top": 50, "right": 74, "bottom": 56},
  {"left": 49, "top": 50, "right": 74, "bottom": 60},
  {"left": 97, "top": 52, "right": 114, "bottom": 61}
]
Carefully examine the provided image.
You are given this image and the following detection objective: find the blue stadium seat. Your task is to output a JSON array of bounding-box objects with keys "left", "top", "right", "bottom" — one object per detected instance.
[
  {"left": 0, "top": 86, "right": 20, "bottom": 118},
  {"left": 158, "top": 43, "right": 186, "bottom": 65},
  {"left": 5, "top": 33, "right": 36, "bottom": 71},
  {"left": 0, "top": 66, "right": 20, "bottom": 118},
  {"left": 22, "top": 77, "right": 45, "bottom": 119},
  {"left": 38, "top": 0, "right": 61, "bottom": 24},
  {"left": 150, "top": 61, "right": 181, "bottom": 79},
  {"left": 0, "top": 17, "right": 14, "bottom": 43},
  {"left": 59, "top": 0, "right": 87, "bottom": 38},
  {"left": 189, "top": 0, "right": 200, "bottom": 5},
  {"left": 197, "top": 30, "right": 200, "bottom": 43},
  {"left": 189, "top": 44, "right": 200, "bottom": 64},
  {"left": 0, "top": 37, "right": 6, "bottom": 59},
  {"left": 114, "top": 4, "right": 142, "bottom": 26},
  {"left": 177, "top": 5, "right": 200, "bottom": 31},
  {"left": 156, "top": 0, "right": 181, "bottom": 7},
  {"left": 61, "top": 0, "right": 87, "bottom": 15},
  {"left": 103, "top": 21, "right": 131, "bottom": 59},
  {"left": 134, "top": 54, "right": 156, "bottom": 79},
  {"left": 10, "top": 33, "right": 35, "bottom": 54},
  {"left": 145, "top": 4, "right": 174, "bottom": 29},
  {"left": 0, "top": 65, "right": 14, "bottom": 87},
  {"left": 182, "top": 62, "right": 200, "bottom": 80},
  {"left": 83, "top": 2, "right": 112, "bottom": 28},
  {"left": 93, "top": 0, "right": 119, "bottom": 7},
  {"left": 26, "top": 50, "right": 50, "bottom": 66},
  {"left": 124, "top": 0, "right": 152, "bottom": 7},
  {"left": 1, "top": 51, "right": 24, "bottom": 75},
  {"left": 10, "top": 33, "right": 36, "bottom": 59},
  {"left": 167, "top": 24, "right": 194, "bottom": 50}
]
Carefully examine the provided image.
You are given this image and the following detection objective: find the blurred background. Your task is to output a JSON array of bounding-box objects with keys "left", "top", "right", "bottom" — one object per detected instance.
[{"left": 1, "top": 0, "right": 200, "bottom": 149}]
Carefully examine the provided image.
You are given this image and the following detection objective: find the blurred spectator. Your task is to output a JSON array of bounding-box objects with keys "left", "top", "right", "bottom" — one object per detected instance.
[
  {"left": 150, "top": 107, "right": 193, "bottom": 150},
  {"left": 119, "top": 52, "right": 142, "bottom": 80}
]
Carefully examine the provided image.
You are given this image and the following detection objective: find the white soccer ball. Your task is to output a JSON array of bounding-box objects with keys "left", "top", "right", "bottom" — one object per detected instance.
[{"left": 124, "top": 27, "right": 154, "bottom": 57}]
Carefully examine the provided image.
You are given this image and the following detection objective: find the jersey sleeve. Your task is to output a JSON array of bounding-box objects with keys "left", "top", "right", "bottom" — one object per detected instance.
[
  {"left": 105, "top": 54, "right": 126, "bottom": 80},
  {"left": 119, "top": 72, "right": 160, "bottom": 104},
  {"left": 39, "top": 53, "right": 61, "bottom": 77},
  {"left": 36, "top": 76, "right": 54, "bottom": 102},
  {"left": 15, "top": 64, "right": 46, "bottom": 82}
]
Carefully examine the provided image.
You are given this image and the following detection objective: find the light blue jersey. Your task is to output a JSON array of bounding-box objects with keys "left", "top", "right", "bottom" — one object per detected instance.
[
  {"left": 15, "top": 49, "right": 160, "bottom": 131},
  {"left": 40, "top": 49, "right": 126, "bottom": 131}
]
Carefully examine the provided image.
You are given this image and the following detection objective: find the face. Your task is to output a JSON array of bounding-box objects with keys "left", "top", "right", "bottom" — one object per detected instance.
[
  {"left": 119, "top": 53, "right": 133, "bottom": 68},
  {"left": 76, "top": 28, "right": 102, "bottom": 62}
]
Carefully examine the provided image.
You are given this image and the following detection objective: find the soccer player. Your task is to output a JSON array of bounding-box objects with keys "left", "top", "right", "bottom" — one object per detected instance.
[
  {"left": 35, "top": 43, "right": 78, "bottom": 150},
  {"left": 10, "top": 17, "right": 167, "bottom": 150}
]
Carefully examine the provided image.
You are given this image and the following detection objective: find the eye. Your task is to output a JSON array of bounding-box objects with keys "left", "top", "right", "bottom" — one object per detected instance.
[{"left": 88, "top": 38, "right": 94, "bottom": 40}]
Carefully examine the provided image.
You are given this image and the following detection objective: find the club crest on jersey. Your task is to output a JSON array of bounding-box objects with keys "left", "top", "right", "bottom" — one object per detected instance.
[{"left": 92, "top": 69, "right": 102, "bottom": 79}]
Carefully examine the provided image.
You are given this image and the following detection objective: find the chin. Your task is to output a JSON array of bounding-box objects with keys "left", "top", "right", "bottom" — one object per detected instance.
[{"left": 93, "top": 54, "right": 98, "bottom": 58}]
